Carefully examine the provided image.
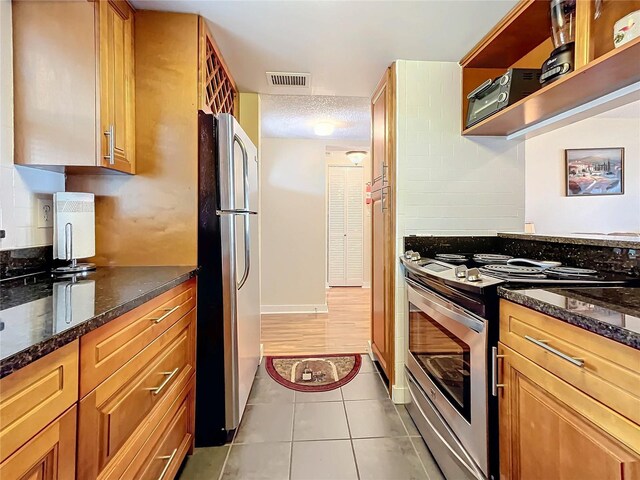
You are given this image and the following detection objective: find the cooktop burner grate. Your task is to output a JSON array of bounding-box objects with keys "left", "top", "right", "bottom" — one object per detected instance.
[
  {"left": 473, "top": 254, "right": 513, "bottom": 264},
  {"left": 435, "top": 254, "right": 467, "bottom": 262},
  {"left": 482, "top": 264, "right": 544, "bottom": 275},
  {"left": 545, "top": 266, "right": 598, "bottom": 275}
]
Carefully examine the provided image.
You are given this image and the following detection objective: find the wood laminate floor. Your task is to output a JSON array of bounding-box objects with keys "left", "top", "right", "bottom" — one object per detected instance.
[{"left": 261, "top": 287, "right": 371, "bottom": 356}]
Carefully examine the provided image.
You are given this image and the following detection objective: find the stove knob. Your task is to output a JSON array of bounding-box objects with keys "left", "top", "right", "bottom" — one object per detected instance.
[
  {"left": 455, "top": 265, "right": 468, "bottom": 278},
  {"left": 465, "top": 268, "right": 482, "bottom": 282}
]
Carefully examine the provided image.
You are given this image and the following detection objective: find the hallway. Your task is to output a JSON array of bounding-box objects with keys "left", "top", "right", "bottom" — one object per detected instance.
[
  {"left": 179, "top": 355, "right": 443, "bottom": 480},
  {"left": 261, "top": 287, "right": 371, "bottom": 355}
]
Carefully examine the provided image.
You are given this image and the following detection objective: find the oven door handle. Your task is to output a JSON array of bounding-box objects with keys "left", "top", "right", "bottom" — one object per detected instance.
[{"left": 406, "top": 278, "right": 485, "bottom": 333}]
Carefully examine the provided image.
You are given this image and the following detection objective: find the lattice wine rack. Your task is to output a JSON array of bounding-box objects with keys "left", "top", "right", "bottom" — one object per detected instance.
[{"left": 203, "top": 36, "right": 235, "bottom": 115}]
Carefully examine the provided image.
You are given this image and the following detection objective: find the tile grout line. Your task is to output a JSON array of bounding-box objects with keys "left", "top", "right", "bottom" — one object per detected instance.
[
  {"left": 341, "top": 386, "right": 361, "bottom": 480},
  {"left": 288, "top": 400, "right": 296, "bottom": 480},
  {"left": 216, "top": 443, "right": 233, "bottom": 480}
]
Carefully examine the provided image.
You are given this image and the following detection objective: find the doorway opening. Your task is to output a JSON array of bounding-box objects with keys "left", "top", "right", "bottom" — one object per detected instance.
[{"left": 259, "top": 96, "right": 372, "bottom": 357}]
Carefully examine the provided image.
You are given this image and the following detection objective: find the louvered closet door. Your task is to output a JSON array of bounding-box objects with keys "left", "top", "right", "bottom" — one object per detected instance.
[{"left": 328, "top": 166, "right": 364, "bottom": 287}]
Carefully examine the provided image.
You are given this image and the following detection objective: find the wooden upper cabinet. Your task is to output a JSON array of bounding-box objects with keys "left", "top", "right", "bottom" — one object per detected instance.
[
  {"left": 371, "top": 66, "right": 394, "bottom": 190},
  {"left": 99, "top": 0, "right": 135, "bottom": 173},
  {"left": 198, "top": 18, "right": 237, "bottom": 115},
  {"left": 460, "top": 0, "right": 640, "bottom": 136},
  {"left": 12, "top": 0, "right": 135, "bottom": 174}
]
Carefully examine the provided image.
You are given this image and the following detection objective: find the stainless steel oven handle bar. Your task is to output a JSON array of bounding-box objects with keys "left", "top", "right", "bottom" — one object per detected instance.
[
  {"left": 525, "top": 336, "right": 585, "bottom": 367},
  {"left": 406, "top": 278, "right": 484, "bottom": 333},
  {"left": 407, "top": 374, "right": 485, "bottom": 480}
]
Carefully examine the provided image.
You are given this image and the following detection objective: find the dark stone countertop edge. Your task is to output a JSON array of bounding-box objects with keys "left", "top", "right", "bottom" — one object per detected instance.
[
  {"left": 497, "top": 232, "right": 640, "bottom": 249},
  {"left": 498, "top": 287, "right": 639, "bottom": 350},
  {"left": 0, "top": 268, "right": 197, "bottom": 379}
]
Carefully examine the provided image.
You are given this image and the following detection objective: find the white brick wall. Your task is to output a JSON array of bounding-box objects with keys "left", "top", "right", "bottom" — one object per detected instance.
[
  {"left": 0, "top": 0, "right": 64, "bottom": 251},
  {"left": 391, "top": 60, "right": 525, "bottom": 402}
]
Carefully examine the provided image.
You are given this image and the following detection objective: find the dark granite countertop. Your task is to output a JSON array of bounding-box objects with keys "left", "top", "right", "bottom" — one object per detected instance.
[
  {"left": 498, "top": 286, "right": 640, "bottom": 349},
  {"left": 0, "top": 266, "right": 197, "bottom": 379},
  {"left": 498, "top": 232, "right": 640, "bottom": 249}
]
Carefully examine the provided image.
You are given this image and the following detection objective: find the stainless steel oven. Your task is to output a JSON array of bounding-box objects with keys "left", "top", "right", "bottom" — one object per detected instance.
[{"left": 405, "top": 277, "right": 489, "bottom": 480}]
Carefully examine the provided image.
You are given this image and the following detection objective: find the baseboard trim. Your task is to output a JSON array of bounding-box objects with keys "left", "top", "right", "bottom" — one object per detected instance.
[
  {"left": 392, "top": 385, "right": 408, "bottom": 404},
  {"left": 261, "top": 304, "right": 329, "bottom": 314}
]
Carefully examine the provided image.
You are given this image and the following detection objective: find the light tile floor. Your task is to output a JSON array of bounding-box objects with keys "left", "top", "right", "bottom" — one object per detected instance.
[{"left": 179, "top": 356, "right": 444, "bottom": 480}]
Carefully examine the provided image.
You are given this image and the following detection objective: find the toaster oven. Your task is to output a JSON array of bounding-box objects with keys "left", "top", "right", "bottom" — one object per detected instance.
[{"left": 465, "top": 68, "right": 541, "bottom": 128}]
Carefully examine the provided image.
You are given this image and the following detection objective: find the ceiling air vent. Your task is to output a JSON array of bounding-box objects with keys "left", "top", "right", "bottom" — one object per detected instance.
[{"left": 266, "top": 72, "right": 311, "bottom": 88}]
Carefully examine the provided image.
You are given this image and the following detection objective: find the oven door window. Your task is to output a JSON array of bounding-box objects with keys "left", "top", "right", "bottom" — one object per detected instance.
[{"left": 409, "top": 302, "right": 471, "bottom": 422}]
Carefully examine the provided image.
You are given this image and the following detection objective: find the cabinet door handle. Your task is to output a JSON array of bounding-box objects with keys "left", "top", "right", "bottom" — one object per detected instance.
[
  {"left": 103, "top": 124, "right": 115, "bottom": 165},
  {"left": 525, "top": 335, "right": 585, "bottom": 367},
  {"left": 146, "top": 367, "right": 179, "bottom": 395},
  {"left": 491, "top": 346, "right": 505, "bottom": 396},
  {"left": 156, "top": 448, "right": 178, "bottom": 480},
  {"left": 149, "top": 305, "right": 181, "bottom": 324}
]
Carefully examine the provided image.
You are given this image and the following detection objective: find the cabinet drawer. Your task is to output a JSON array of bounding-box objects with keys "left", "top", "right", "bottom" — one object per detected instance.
[
  {"left": 80, "top": 278, "right": 196, "bottom": 397},
  {"left": 78, "top": 309, "right": 195, "bottom": 480},
  {"left": 500, "top": 300, "right": 640, "bottom": 424},
  {"left": 0, "top": 405, "right": 77, "bottom": 480},
  {"left": 131, "top": 394, "right": 193, "bottom": 480},
  {"left": 0, "top": 341, "right": 78, "bottom": 463},
  {"left": 101, "top": 376, "right": 195, "bottom": 480}
]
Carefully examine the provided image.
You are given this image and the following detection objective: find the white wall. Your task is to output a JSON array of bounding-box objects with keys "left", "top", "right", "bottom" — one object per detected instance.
[
  {"left": 524, "top": 101, "right": 640, "bottom": 234},
  {"left": 0, "top": 0, "right": 64, "bottom": 251},
  {"left": 260, "top": 138, "right": 329, "bottom": 313},
  {"left": 392, "top": 60, "right": 526, "bottom": 401},
  {"left": 260, "top": 138, "right": 369, "bottom": 313},
  {"left": 326, "top": 150, "right": 372, "bottom": 288}
]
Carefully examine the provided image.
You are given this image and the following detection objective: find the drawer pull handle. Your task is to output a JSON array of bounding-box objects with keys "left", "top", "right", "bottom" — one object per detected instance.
[
  {"left": 525, "top": 335, "right": 585, "bottom": 367},
  {"left": 149, "top": 305, "right": 181, "bottom": 324},
  {"left": 157, "top": 448, "right": 178, "bottom": 480},
  {"left": 146, "top": 367, "right": 179, "bottom": 395}
]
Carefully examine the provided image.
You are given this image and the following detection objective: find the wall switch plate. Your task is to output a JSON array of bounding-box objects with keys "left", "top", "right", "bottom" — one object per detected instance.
[{"left": 37, "top": 199, "right": 53, "bottom": 228}]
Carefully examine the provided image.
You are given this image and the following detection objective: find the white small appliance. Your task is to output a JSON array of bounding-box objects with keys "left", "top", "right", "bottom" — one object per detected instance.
[{"left": 52, "top": 192, "right": 97, "bottom": 274}]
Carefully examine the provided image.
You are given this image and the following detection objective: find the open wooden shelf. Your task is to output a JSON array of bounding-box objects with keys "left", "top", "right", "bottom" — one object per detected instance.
[
  {"left": 462, "top": 37, "right": 640, "bottom": 136},
  {"left": 460, "top": 0, "right": 640, "bottom": 137}
]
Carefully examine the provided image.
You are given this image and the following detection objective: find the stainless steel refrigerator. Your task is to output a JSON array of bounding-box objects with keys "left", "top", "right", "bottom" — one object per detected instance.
[{"left": 196, "top": 111, "right": 260, "bottom": 446}]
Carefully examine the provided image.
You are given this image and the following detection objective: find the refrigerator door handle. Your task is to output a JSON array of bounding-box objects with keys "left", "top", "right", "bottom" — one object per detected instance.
[
  {"left": 216, "top": 209, "right": 258, "bottom": 215},
  {"left": 232, "top": 133, "right": 251, "bottom": 290},
  {"left": 237, "top": 214, "right": 251, "bottom": 290},
  {"left": 234, "top": 134, "right": 250, "bottom": 211}
]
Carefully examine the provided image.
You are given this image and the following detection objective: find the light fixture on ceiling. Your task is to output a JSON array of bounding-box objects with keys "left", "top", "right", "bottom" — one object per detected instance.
[
  {"left": 314, "top": 122, "right": 335, "bottom": 136},
  {"left": 346, "top": 150, "right": 367, "bottom": 165}
]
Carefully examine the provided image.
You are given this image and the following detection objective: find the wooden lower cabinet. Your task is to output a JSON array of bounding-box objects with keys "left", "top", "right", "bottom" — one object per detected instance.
[
  {"left": 0, "top": 406, "right": 77, "bottom": 480},
  {"left": 0, "top": 341, "right": 78, "bottom": 464},
  {"left": 498, "top": 343, "right": 640, "bottom": 480},
  {"left": 0, "top": 278, "right": 196, "bottom": 480},
  {"left": 78, "top": 310, "right": 196, "bottom": 479},
  {"left": 371, "top": 186, "right": 390, "bottom": 375}
]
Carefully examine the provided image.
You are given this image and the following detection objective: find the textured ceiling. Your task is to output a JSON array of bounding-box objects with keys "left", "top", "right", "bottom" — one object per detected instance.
[
  {"left": 131, "top": 0, "right": 518, "bottom": 97},
  {"left": 261, "top": 95, "right": 371, "bottom": 140}
]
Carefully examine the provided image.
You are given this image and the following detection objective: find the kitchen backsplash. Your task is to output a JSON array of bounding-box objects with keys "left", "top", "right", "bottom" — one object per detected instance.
[{"left": 0, "top": 245, "right": 53, "bottom": 279}]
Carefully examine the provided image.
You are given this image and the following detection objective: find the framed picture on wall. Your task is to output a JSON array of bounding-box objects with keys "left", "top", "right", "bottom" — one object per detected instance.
[{"left": 566, "top": 147, "right": 624, "bottom": 196}]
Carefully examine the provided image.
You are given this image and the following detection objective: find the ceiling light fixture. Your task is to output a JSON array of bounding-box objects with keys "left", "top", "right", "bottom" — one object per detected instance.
[
  {"left": 346, "top": 150, "right": 367, "bottom": 165},
  {"left": 314, "top": 122, "right": 335, "bottom": 136}
]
